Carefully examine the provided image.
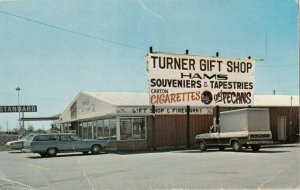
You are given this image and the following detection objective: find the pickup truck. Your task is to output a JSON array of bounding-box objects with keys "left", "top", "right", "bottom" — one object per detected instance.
[
  {"left": 195, "top": 108, "right": 273, "bottom": 152},
  {"left": 23, "top": 133, "right": 109, "bottom": 157}
]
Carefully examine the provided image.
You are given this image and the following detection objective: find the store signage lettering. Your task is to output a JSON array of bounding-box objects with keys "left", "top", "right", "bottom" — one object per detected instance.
[
  {"left": 146, "top": 53, "right": 255, "bottom": 107},
  {"left": 116, "top": 107, "right": 213, "bottom": 115},
  {"left": 77, "top": 98, "right": 95, "bottom": 115},
  {"left": 0, "top": 105, "right": 37, "bottom": 113}
]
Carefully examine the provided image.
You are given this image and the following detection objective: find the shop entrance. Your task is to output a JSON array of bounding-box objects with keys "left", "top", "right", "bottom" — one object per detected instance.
[{"left": 277, "top": 116, "right": 286, "bottom": 141}]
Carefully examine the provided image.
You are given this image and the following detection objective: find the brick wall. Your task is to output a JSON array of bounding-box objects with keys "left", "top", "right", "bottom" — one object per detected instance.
[{"left": 109, "top": 140, "right": 148, "bottom": 151}]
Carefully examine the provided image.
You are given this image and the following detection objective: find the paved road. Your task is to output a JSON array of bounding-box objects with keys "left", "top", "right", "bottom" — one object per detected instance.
[{"left": 0, "top": 144, "right": 299, "bottom": 190}]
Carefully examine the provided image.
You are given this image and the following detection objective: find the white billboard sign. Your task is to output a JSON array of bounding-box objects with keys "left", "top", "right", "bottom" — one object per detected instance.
[{"left": 146, "top": 52, "right": 255, "bottom": 107}]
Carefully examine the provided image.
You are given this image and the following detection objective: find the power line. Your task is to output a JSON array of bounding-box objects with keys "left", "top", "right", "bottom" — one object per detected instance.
[
  {"left": 0, "top": 9, "right": 148, "bottom": 52},
  {"left": 0, "top": 93, "right": 66, "bottom": 102}
]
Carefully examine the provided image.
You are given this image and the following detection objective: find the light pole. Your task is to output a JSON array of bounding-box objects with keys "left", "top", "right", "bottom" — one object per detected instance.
[{"left": 16, "top": 87, "right": 21, "bottom": 133}]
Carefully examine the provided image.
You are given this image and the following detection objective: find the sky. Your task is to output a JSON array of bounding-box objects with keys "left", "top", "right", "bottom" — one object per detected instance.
[{"left": 0, "top": 0, "right": 298, "bottom": 130}]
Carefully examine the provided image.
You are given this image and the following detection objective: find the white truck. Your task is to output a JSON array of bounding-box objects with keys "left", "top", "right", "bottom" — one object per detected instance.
[{"left": 195, "top": 108, "right": 273, "bottom": 152}]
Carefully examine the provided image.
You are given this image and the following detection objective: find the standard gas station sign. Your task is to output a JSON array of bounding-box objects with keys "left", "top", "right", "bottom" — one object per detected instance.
[{"left": 0, "top": 105, "right": 37, "bottom": 112}]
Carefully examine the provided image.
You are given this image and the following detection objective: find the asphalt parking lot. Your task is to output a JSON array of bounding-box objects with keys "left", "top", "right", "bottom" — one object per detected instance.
[{"left": 0, "top": 144, "right": 299, "bottom": 190}]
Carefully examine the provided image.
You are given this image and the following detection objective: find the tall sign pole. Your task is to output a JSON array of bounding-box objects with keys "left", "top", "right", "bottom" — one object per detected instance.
[
  {"left": 298, "top": 0, "right": 300, "bottom": 143},
  {"left": 149, "top": 46, "right": 156, "bottom": 151},
  {"left": 16, "top": 87, "right": 21, "bottom": 133}
]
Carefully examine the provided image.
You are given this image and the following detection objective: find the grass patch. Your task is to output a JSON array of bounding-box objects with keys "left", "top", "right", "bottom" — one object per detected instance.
[{"left": 0, "top": 145, "right": 12, "bottom": 151}]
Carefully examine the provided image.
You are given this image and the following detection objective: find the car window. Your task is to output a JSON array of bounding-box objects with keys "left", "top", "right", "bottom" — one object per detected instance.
[
  {"left": 60, "top": 135, "right": 71, "bottom": 141},
  {"left": 35, "top": 135, "right": 58, "bottom": 141},
  {"left": 27, "top": 135, "right": 35, "bottom": 141},
  {"left": 70, "top": 135, "right": 81, "bottom": 141},
  {"left": 21, "top": 134, "right": 34, "bottom": 141}
]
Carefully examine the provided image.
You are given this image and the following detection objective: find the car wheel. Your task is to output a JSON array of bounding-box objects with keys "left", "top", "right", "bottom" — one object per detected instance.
[
  {"left": 91, "top": 145, "right": 101, "bottom": 154},
  {"left": 47, "top": 148, "right": 57, "bottom": 157},
  {"left": 219, "top": 146, "right": 225, "bottom": 151},
  {"left": 251, "top": 145, "right": 261, "bottom": 152},
  {"left": 199, "top": 141, "right": 207, "bottom": 151},
  {"left": 232, "top": 141, "right": 242, "bottom": 152}
]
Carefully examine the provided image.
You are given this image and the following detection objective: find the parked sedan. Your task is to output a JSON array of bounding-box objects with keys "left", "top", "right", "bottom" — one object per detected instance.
[
  {"left": 22, "top": 133, "right": 109, "bottom": 157},
  {"left": 6, "top": 134, "right": 35, "bottom": 150}
]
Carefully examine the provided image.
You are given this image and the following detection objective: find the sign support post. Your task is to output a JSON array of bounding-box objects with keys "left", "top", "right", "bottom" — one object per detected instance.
[
  {"left": 186, "top": 105, "right": 191, "bottom": 148},
  {"left": 185, "top": 49, "right": 191, "bottom": 148},
  {"left": 216, "top": 106, "right": 220, "bottom": 125},
  {"left": 151, "top": 104, "right": 156, "bottom": 151},
  {"left": 150, "top": 46, "right": 157, "bottom": 151}
]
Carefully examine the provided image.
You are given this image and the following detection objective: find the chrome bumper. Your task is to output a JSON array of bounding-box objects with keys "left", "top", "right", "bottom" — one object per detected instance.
[
  {"left": 246, "top": 141, "right": 273, "bottom": 145},
  {"left": 21, "top": 148, "right": 32, "bottom": 153}
]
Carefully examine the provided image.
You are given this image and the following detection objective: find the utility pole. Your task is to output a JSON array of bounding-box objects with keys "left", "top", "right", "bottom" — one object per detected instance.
[{"left": 16, "top": 87, "right": 21, "bottom": 134}]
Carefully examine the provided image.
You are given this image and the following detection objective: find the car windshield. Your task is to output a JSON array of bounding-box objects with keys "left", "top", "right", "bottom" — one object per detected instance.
[
  {"left": 26, "top": 135, "right": 35, "bottom": 141},
  {"left": 20, "top": 134, "right": 34, "bottom": 140},
  {"left": 70, "top": 135, "right": 82, "bottom": 141}
]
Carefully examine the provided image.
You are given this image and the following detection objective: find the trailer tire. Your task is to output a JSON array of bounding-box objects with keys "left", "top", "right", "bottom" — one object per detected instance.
[
  {"left": 251, "top": 145, "right": 261, "bottom": 152},
  {"left": 232, "top": 141, "right": 242, "bottom": 152},
  {"left": 199, "top": 141, "right": 207, "bottom": 151}
]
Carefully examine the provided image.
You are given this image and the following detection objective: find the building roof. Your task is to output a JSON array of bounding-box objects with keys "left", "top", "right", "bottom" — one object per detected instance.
[
  {"left": 254, "top": 95, "right": 299, "bottom": 107},
  {"left": 83, "top": 91, "right": 298, "bottom": 107},
  {"left": 56, "top": 92, "right": 298, "bottom": 124},
  {"left": 82, "top": 91, "right": 150, "bottom": 106}
]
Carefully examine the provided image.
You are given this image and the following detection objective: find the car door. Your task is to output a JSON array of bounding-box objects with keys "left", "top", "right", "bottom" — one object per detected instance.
[
  {"left": 70, "top": 135, "right": 87, "bottom": 151},
  {"left": 58, "top": 135, "right": 73, "bottom": 151},
  {"left": 205, "top": 125, "right": 220, "bottom": 145}
]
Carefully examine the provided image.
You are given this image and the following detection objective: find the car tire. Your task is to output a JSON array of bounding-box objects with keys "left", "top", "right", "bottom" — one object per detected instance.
[
  {"left": 232, "top": 141, "right": 242, "bottom": 152},
  {"left": 91, "top": 145, "right": 101, "bottom": 154},
  {"left": 199, "top": 141, "right": 207, "bottom": 151},
  {"left": 251, "top": 145, "right": 261, "bottom": 152},
  {"left": 47, "top": 148, "right": 57, "bottom": 157}
]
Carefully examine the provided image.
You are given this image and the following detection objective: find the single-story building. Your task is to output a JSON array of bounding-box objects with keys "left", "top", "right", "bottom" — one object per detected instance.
[{"left": 54, "top": 91, "right": 299, "bottom": 150}]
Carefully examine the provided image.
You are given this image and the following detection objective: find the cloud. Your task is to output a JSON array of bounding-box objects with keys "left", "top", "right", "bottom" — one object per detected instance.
[{"left": 138, "top": 0, "right": 165, "bottom": 21}]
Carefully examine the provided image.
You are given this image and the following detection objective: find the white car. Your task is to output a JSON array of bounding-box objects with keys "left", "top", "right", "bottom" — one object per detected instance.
[{"left": 6, "top": 134, "right": 35, "bottom": 150}]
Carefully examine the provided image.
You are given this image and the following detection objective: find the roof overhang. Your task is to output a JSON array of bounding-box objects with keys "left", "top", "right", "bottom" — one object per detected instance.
[{"left": 20, "top": 116, "right": 60, "bottom": 121}]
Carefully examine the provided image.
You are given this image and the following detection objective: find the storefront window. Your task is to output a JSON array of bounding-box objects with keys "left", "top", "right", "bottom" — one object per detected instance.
[
  {"left": 82, "top": 122, "right": 88, "bottom": 139},
  {"left": 93, "top": 121, "right": 97, "bottom": 139},
  {"left": 133, "top": 118, "right": 145, "bottom": 139},
  {"left": 120, "top": 117, "right": 145, "bottom": 140},
  {"left": 78, "top": 123, "right": 83, "bottom": 137},
  {"left": 95, "top": 119, "right": 116, "bottom": 140},
  {"left": 87, "top": 122, "right": 93, "bottom": 139},
  {"left": 96, "top": 120, "right": 104, "bottom": 139},
  {"left": 120, "top": 119, "right": 132, "bottom": 140},
  {"left": 109, "top": 119, "right": 117, "bottom": 140},
  {"left": 103, "top": 119, "right": 110, "bottom": 139}
]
